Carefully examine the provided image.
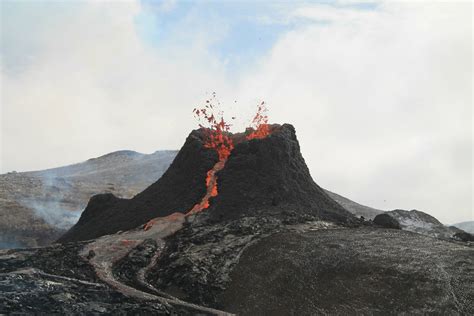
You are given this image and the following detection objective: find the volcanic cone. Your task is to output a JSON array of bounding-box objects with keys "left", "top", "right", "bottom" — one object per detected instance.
[{"left": 59, "top": 124, "right": 353, "bottom": 243}]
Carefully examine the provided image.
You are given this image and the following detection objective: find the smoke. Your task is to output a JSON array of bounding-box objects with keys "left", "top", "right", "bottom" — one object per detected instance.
[
  {"left": 0, "top": 235, "right": 24, "bottom": 249},
  {"left": 19, "top": 199, "right": 83, "bottom": 229},
  {"left": 18, "top": 173, "right": 85, "bottom": 229}
]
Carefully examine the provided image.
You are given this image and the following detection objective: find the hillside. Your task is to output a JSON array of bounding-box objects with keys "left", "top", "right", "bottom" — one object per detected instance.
[
  {"left": 0, "top": 150, "right": 176, "bottom": 248},
  {"left": 452, "top": 221, "right": 474, "bottom": 234},
  {"left": 324, "top": 190, "right": 384, "bottom": 219},
  {"left": 382, "top": 209, "right": 464, "bottom": 240}
]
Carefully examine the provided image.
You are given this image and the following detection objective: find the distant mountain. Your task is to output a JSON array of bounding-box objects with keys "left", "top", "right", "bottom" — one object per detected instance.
[
  {"left": 324, "top": 194, "right": 473, "bottom": 242},
  {"left": 0, "top": 150, "right": 177, "bottom": 248},
  {"left": 384, "top": 209, "right": 464, "bottom": 240},
  {"left": 452, "top": 221, "right": 474, "bottom": 234},
  {"left": 325, "top": 190, "right": 384, "bottom": 220}
]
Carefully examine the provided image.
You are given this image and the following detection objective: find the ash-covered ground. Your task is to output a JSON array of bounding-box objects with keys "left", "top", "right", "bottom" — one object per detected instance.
[{"left": 2, "top": 213, "right": 472, "bottom": 314}]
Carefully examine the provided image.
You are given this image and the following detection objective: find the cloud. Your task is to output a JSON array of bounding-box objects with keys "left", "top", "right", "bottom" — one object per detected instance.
[
  {"left": 234, "top": 2, "right": 472, "bottom": 223},
  {"left": 1, "top": 0, "right": 230, "bottom": 172},
  {"left": 1, "top": 1, "right": 471, "bottom": 223}
]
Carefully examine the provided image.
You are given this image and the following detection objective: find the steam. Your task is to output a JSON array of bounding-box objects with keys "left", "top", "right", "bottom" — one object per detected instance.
[
  {"left": 0, "top": 237, "right": 23, "bottom": 249},
  {"left": 19, "top": 199, "right": 83, "bottom": 229},
  {"left": 19, "top": 173, "right": 84, "bottom": 229}
]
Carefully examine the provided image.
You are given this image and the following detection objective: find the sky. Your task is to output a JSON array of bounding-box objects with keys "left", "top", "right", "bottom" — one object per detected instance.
[{"left": 0, "top": 0, "right": 472, "bottom": 224}]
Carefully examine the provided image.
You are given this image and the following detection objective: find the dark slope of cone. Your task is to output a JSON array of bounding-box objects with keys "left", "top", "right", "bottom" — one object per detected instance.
[
  {"left": 207, "top": 124, "right": 354, "bottom": 223},
  {"left": 58, "top": 130, "right": 218, "bottom": 243},
  {"left": 59, "top": 123, "right": 354, "bottom": 243}
]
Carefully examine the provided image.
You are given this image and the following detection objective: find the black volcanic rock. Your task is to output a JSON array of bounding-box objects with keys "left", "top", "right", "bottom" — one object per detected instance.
[
  {"left": 387, "top": 209, "right": 443, "bottom": 226},
  {"left": 3, "top": 211, "right": 473, "bottom": 314},
  {"left": 58, "top": 130, "right": 218, "bottom": 243},
  {"left": 76, "top": 193, "right": 123, "bottom": 226},
  {"left": 453, "top": 231, "right": 474, "bottom": 242},
  {"left": 216, "top": 228, "right": 474, "bottom": 315},
  {"left": 208, "top": 124, "right": 353, "bottom": 223},
  {"left": 142, "top": 215, "right": 473, "bottom": 314},
  {"left": 373, "top": 213, "right": 401, "bottom": 229},
  {"left": 0, "top": 244, "right": 215, "bottom": 315},
  {"left": 59, "top": 124, "right": 354, "bottom": 243},
  {"left": 384, "top": 209, "right": 468, "bottom": 240}
]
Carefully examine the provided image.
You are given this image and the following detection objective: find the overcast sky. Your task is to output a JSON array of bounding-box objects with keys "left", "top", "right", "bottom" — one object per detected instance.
[{"left": 0, "top": 0, "right": 472, "bottom": 224}]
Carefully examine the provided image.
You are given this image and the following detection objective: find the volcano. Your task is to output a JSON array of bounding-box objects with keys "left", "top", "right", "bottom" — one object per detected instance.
[
  {"left": 3, "top": 118, "right": 473, "bottom": 315},
  {"left": 59, "top": 123, "right": 354, "bottom": 243}
]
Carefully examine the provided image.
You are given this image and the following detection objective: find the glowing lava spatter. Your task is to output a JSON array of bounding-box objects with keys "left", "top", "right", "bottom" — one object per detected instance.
[
  {"left": 187, "top": 101, "right": 234, "bottom": 215},
  {"left": 144, "top": 99, "right": 270, "bottom": 230},
  {"left": 246, "top": 101, "right": 270, "bottom": 140}
]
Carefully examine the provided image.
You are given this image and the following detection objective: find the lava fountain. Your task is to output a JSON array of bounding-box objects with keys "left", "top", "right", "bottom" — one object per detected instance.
[
  {"left": 144, "top": 100, "right": 271, "bottom": 230},
  {"left": 187, "top": 100, "right": 270, "bottom": 215},
  {"left": 186, "top": 103, "right": 234, "bottom": 215},
  {"left": 246, "top": 101, "right": 270, "bottom": 140}
]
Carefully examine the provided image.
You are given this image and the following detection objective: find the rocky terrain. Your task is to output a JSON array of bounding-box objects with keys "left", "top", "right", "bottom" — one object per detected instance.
[
  {"left": 217, "top": 226, "right": 473, "bottom": 315},
  {"left": 0, "top": 150, "right": 177, "bottom": 248},
  {"left": 2, "top": 212, "right": 472, "bottom": 314},
  {"left": 1, "top": 124, "right": 473, "bottom": 314},
  {"left": 0, "top": 232, "right": 228, "bottom": 315},
  {"left": 381, "top": 209, "right": 466, "bottom": 240}
]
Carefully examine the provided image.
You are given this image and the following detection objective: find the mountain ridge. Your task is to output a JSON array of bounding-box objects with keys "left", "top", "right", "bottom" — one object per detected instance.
[
  {"left": 452, "top": 221, "right": 474, "bottom": 233},
  {"left": 0, "top": 150, "right": 177, "bottom": 248}
]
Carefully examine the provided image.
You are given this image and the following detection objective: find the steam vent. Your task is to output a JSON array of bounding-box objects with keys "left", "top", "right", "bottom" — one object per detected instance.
[{"left": 59, "top": 124, "right": 354, "bottom": 243}]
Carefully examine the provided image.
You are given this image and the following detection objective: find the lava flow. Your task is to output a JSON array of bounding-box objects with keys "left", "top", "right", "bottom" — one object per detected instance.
[
  {"left": 186, "top": 103, "right": 234, "bottom": 215},
  {"left": 144, "top": 100, "right": 270, "bottom": 230}
]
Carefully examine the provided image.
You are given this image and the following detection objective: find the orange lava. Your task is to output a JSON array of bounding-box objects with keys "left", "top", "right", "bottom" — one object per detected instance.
[
  {"left": 193, "top": 103, "right": 234, "bottom": 161},
  {"left": 143, "top": 219, "right": 156, "bottom": 231},
  {"left": 143, "top": 212, "right": 184, "bottom": 231},
  {"left": 144, "top": 99, "right": 271, "bottom": 230},
  {"left": 246, "top": 102, "right": 270, "bottom": 140},
  {"left": 187, "top": 160, "right": 225, "bottom": 215},
  {"left": 120, "top": 239, "right": 137, "bottom": 246},
  {"left": 187, "top": 101, "right": 235, "bottom": 215}
]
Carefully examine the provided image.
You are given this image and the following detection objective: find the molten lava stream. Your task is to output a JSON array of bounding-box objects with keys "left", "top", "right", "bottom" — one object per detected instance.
[
  {"left": 145, "top": 101, "right": 270, "bottom": 230},
  {"left": 186, "top": 102, "right": 270, "bottom": 216},
  {"left": 186, "top": 159, "right": 226, "bottom": 216},
  {"left": 186, "top": 107, "right": 235, "bottom": 216}
]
